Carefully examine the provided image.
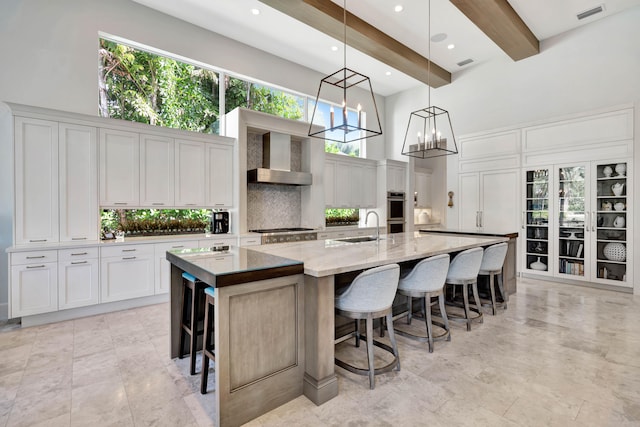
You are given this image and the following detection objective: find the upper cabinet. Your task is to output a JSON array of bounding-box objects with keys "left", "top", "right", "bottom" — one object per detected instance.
[
  {"left": 14, "top": 117, "right": 59, "bottom": 245},
  {"left": 175, "top": 139, "right": 206, "bottom": 207},
  {"left": 205, "top": 142, "right": 234, "bottom": 208},
  {"left": 325, "top": 153, "right": 377, "bottom": 209},
  {"left": 140, "top": 134, "right": 174, "bottom": 207},
  {"left": 99, "top": 128, "right": 140, "bottom": 206},
  {"left": 414, "top": 171, "right": 432, "bottom": 208},
  {"left": 386, "top": 162, "right": 407, "bottom": 193}
]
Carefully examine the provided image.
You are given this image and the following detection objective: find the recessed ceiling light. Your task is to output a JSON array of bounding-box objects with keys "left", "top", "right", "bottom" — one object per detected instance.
[
  {"left": 430, "top": 33, "right": 447, "bottom": 43},
  {"left": 385, "top": 71, "right": 392, "bottom": 76},
  {"left": 331, "top": 46, "right": 338, "bottom": 52},
  {"left": 251, "top": 8, "right": 260, "bottom": 15},
  {"left": 447, "top": 44, "right": 455, "bottom": 50},
  {"left": 394, "top": 5, "right": 404, "bottom": 13}
]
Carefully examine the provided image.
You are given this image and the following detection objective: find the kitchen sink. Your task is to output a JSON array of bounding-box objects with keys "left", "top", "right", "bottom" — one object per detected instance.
[{"left": 333, "top": 236, "right": 382, "bottom": 243}]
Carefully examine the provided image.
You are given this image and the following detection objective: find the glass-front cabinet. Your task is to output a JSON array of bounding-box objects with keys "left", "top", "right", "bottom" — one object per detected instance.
[
  {"left": 524, "top": 168, "right": 551, "bottom": 274},
  {"left": 523, "top": 160, "right": 631, "bottom": 288},
  {"left": 593, "top": 161, "right": 630, "bottom": 284}
]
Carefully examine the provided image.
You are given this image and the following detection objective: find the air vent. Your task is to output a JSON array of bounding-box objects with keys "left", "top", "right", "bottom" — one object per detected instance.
[
  {"left": 577, "top": 4, "right": 604, "bottom": 20},
  {"left": 457, "top": 58, "right": 474, "bottom": 67}
]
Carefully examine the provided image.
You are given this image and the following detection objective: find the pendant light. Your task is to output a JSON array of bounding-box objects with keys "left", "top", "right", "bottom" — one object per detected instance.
[
  {"left": 401, "top": 0, "right": 458, "bottom": 159},
  {"left": 308, "top": 0, "right": 382, "bottom": 144}
]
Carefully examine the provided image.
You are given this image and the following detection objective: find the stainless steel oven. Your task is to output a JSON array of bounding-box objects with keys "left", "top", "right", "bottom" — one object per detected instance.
[{"left": 387, "top": 192, "right": 405, "bottom": 234}]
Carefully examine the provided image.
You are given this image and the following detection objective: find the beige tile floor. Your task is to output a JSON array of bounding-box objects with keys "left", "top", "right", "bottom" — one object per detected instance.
[{"left": 1, "top": 276, "right": 640, "bottom": 427}]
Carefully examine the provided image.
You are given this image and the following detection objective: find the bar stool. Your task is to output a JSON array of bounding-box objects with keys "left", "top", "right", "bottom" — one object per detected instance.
[
  {"left": 479, "top": 242, "right": 509, "bottom": 315},
  {"left": 445, "top": 247, "right": 484, "bottom": 331},
  {"left": 200, "top": 286, "right": 215, "bottom": 394},
  {"left": 179, "top": 272, "right": 208, "bottom": 375},
  {"left": 334, "top": 264, "right": 401, "bottom": 389},
  {"left": 393, "top": 254, "right": 451, "bottom": 353}
]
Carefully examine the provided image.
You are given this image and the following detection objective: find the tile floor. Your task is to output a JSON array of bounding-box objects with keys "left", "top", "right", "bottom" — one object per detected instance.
[{"left": 1, "top": 277, "right": 639, "bottom": 427}]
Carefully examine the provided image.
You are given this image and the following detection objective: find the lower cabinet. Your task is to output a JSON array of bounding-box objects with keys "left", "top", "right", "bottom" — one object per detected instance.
[
  {"left": 154, "top": 240, "right": 200, "bottom": 295},
  {"left": 10, "top": 250, "right": 58, "bottom": 317},
  {"left": 58, "top": 248, "right": 99, "bottom": 310},
  {"left": 100, "top": 244, "right": 154, "bottom": 303},
  {"left": 239, "top": 236, "right": 261, "bottom": 247}
]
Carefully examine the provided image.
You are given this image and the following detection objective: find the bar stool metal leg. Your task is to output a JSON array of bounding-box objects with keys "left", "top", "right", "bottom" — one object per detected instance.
[{"left": 200, "top": 287, "right": 216, "bottom": 394}]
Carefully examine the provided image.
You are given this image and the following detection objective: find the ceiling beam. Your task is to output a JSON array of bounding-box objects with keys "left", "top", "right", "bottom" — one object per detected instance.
[
  {"left": 450, "top": 0, "right": 539, "bottom": 61},
  {"left": 258, "top": 0, "right": 451, "bottom": 88}
]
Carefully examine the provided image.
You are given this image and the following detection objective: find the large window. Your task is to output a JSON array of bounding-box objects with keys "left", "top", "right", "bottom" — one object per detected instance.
[{"left": 99, "top": 37, "right": 363, "bottom": 157}]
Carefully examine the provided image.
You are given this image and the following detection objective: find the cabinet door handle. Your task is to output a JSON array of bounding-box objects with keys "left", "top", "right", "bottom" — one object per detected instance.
[
  {"left": 26, "top": 265, "right": 45, "bottom": 269},
  {"left": 71, "top": 261, "right": 88, "bottom": 265},
  {"left": 152, "top": 203, "right": 165, "bottom": 206},
  {"left": 71, "top": 252, "right": 88, "bottom": 256},
  {"left": 214, "top": 203, "right": 224, "bottom": 206},
  {"left": 71, "top": 237, "right": 87, "bottom": 241},
  {"left": 171, "top": 245, "right": 184, "bottom": 248},
  {"left": 521, "top": 211, "right": 525, "bottom": 229},
  {"left": 114, "top": 202, "right": 128, "bottom": 205},
  {"left": 122, "top": 256, "right": 137, "bottom": 260},
  {"left": 29, "top": 239, "right": 47, "bottom": 242},
  {"left": 214, "top": 257, "right": 226, "bottom": 261},
  {"left": 480, "top": 211, "right": 483, "bottom": 228},
  {"left": 26, "top": 255, "right": 45, "bottom": 259},
  {"left": 122, "top": 249, "right": 137, "bottom": 252},
  {"left": 585, "top": 212, "right": 590, "bottom": 233}
]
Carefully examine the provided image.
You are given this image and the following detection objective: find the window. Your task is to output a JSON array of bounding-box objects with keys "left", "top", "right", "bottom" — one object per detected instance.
[{"left": 224, "top": 76, "right": 304, "bottom": 120}]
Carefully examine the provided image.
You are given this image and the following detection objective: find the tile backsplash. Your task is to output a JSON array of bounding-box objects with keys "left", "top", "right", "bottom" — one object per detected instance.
[{"left": 247, "top": 132, "right": 302, "bottom": 230}]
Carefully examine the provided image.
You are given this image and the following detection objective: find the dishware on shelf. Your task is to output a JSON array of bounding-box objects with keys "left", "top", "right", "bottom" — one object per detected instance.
[
  {"left": 565, "top": 231, "right": 578, "bottom": 239},
  {"left": 602, "top": 201, "right": 612, "bottom": 211},
  {"left": 603, "top": 166, "right": 613, "bottom": 177},
  {"left": 615, "top": 163, "right": 626, "bottom": 177},
  {"left": 603, "top": 242, "right": 626, "bottom": 261},
  {"left": 613, "top": 216, "right": 625, "bottom": 228},
  {"left": 614, "top": 202, "right": 625, "bottom": 211},
  {"left": 611, "top": 182, "right": 625, "bottom": 196},
  {"left": 530, "top": 257, "right": 547, "bottom": 271}
]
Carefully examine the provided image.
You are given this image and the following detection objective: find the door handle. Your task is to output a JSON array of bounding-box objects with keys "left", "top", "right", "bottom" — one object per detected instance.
[
  {"left": 480, "top": 211, "right": 483, "bottom": 228},
  {"left": 592, "top": 211, "right": 596, "bottom": 231},
  {"left": 475, "top": 211, "right": 479, "bottom": 228},
  {"left": 521, "top": 211, "right": 525, "bottom": 229},
  {"left": 585, "top": 212, "right": 589, "bottom": 233}
]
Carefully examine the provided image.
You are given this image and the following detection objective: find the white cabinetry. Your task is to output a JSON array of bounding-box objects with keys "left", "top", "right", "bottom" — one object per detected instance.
[
  {"left": 100, "top": 244, "right": 154, "bottom": 302},
  {"left": 387, "top": 163, "right": 407, "bottom": 193},
  {"left": 140, "top": 134, "right": 174, "bottom": 207},
  {"left": 239, "top": 236, "right": 261, "bottom": 247},
  {"left": 459, "top": 169, "right": 520, "bottom": 232},
  {"left": 100, "top": 128, "right": 140, "bottom": 206},
  {"left": 175, "top": 139, "right": 206, "bottom": 206},
  {"left": 200, "top": 236, "right": 237, "bottom": 248},
  {"left": 59, "top": 123, "right": 98, "bottom": 243},
  {"left": 10, "top": 250, "right": 58, "bottom": 317},
  {"left": 154, "top": 240, "right": 200, "bottom": 295},
  {"left": 205, "top": 142, "right": 234, "bottom": 208},
  {"left": 325, "top": 154, "right": 377, "bottom": 208},
  {"left": 415, "top": 171, "right": 432, "bottom": 208},
  {"left": 14, "top": 117, "right": 59, "bottom": 245},
  {"left": 58, "top": 247, "right": 99, "bottom": 310}
]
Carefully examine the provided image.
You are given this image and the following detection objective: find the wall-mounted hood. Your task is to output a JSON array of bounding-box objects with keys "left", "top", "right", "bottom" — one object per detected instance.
[{"left": 247, "top": 132, "right": 312, "bottom": 186}]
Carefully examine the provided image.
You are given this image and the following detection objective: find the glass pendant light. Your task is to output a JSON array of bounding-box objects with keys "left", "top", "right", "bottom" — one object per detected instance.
[
  {"left": 401, "top": 0, "right": 458, "bottom": 159},
  {"left": 308, "top": 0, "right": 382, "bottom": 144}
]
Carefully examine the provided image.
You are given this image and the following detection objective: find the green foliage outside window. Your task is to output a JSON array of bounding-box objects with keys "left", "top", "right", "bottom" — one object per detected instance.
[
  {"left": 101, "top": 209, "right": 211, "bottom": 238},
  {"left": 325, "top": 208, "right": 359, "bottom": 226}
]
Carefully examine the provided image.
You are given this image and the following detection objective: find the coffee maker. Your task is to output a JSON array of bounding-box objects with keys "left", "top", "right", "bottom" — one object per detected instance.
[{"left": 212, "top": 211, "right": 229, "bottom": 234}]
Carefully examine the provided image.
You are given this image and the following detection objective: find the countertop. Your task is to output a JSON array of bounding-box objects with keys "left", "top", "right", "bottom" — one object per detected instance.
[
  {"left": 249, "top": 231, "right": 507, "bottom": 277},
  {"left": 165, "top": 246, "right": 303, "bottom": 287},
  {"left": 418, "top": 227, "right": 519, "bottom": 239}
]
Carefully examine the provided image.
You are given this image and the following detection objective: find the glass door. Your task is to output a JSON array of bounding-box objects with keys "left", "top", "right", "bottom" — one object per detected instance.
[
  {"left": 557, "top": 165, "right": 588, "bottom": 278},
  {"left": 524, "top": 168, "right": 550, "bottom": 273},
  {"left": 594, "top": 161, "right": 629, "bottom": 284}
]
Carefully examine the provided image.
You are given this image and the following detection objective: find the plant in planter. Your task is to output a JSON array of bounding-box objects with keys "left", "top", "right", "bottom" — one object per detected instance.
[{"left": 325, "top": 208, "right": 360, "bottom": 226}]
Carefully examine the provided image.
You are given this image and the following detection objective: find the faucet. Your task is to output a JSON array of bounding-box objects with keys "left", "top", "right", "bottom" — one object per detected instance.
[{"left": 366, "top": 211, "right": 380, "bottom": 242}]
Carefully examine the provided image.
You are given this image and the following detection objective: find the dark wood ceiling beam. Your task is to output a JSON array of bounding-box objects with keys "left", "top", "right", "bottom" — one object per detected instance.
[
  {"left": 258, "top": 0, "right": 451, "bottom": 88},
  {"left": 450, "top": 0, "right": 539, "bottom": 61}
]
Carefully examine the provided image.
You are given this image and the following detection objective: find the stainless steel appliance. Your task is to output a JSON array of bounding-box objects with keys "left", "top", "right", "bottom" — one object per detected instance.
[
  {"left": 212, "top": 211, "right": 230, "bottom": 234},
  {"left": 387, "top": 191, "right": 405, "bottom": 233},
  {"left": 250, "top": 228, "right": 317, "bottom": 244},
  {"left": 247, "top": 132, "right": 312, "bottom": 186}
]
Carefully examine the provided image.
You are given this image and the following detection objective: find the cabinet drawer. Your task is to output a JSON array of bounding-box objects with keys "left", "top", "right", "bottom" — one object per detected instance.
[
  {"left": 199, "top": 236, "right": 237, "bottom": 248},
  {"left": 239, "top": 236, "right": 261, "bottom": 247},
  {"left": 100, "top": 244, "right": 154, "bottom": 258},
  {"left": 59, "top": 247, "right": 99, "bottom": 261},
  {"left": 11, "top": 250, "right": 58, "bottom": 265}
]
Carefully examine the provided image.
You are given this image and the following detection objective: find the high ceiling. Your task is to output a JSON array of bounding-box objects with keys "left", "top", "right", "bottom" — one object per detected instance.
[{"left": 131, "top": 0, "right": 640, "bottom": 96}]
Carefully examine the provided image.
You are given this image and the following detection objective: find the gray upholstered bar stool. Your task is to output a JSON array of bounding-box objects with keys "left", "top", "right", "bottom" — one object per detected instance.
[
  {"left": 393, "top": 254, "right": 451, "bottom": 353},
  {"left": 334, "top": 263, "right": 401, "bottom": 389},
  {"left": 479, "top": 242, "right": 509, "bottom": 315},
  {"left": 445, "top": 247, "right": 484, "bottom": 331}
]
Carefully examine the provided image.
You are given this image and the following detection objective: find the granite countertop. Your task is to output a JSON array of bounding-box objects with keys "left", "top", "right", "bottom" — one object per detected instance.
[
  {"left": 166, "top": 246, "right": 303, "bottom": 287},
  {"left": 249, "top": 231, "right": 507, "bottom": 277}
]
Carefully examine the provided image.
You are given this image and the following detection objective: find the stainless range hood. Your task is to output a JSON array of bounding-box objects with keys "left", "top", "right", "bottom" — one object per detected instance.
[{"left": 247, "top": 132, "right": 312, "bottom": 186}]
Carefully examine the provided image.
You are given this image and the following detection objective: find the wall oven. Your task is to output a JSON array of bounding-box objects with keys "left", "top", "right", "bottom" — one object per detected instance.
[{"left": 387, "top": 192, "right": 405, "bottom": 234}]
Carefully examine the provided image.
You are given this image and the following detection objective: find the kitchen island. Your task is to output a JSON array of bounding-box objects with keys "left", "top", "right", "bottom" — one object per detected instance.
[{"left": 248, "top": 231, "right": 508, "bottom": 406}]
